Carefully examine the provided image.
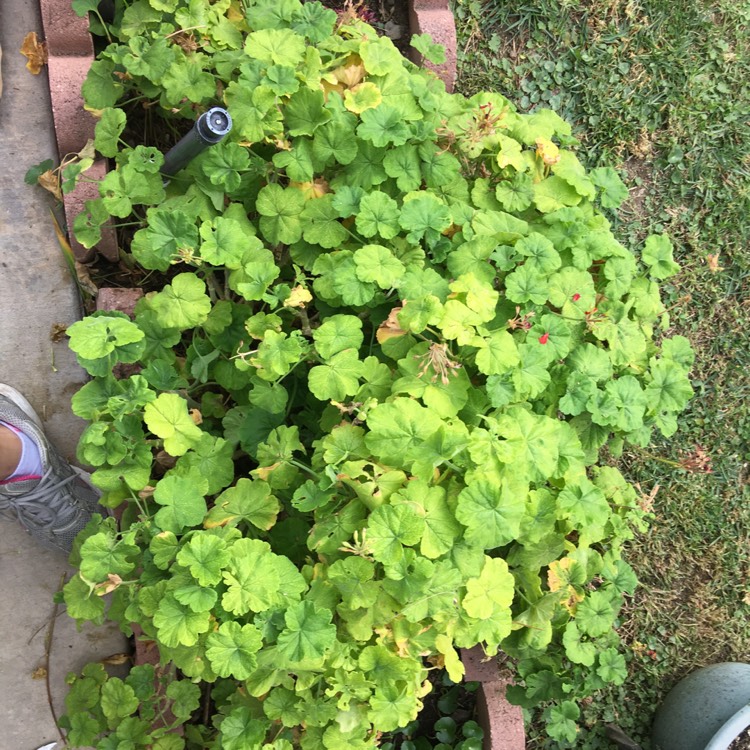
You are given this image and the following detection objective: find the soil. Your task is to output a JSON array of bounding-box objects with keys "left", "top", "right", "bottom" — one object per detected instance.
[
  {"left": 728, "top": 726, "right": 750, "bottom": 750},
  {"left": 308, "top": 0, "right": 412, "bottom": 56}
]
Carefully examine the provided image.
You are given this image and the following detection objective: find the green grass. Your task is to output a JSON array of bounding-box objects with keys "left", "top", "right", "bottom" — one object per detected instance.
[{"left": 454, "top": 0, "right": 750, "bottom": 746}]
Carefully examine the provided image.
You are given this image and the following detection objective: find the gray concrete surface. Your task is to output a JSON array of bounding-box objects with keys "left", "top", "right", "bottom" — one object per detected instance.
[{"left": 0, "top": 4, "right": 128, "bottom": 748}]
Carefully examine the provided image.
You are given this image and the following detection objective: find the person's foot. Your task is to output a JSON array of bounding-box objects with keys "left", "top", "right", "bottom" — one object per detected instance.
[{"left": 0, "top": 384, "right": 102, "bottom": 553}]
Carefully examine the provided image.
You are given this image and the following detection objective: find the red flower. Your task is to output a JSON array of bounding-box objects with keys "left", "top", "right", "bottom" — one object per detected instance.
[
  {"left": 572, "top": 293, "right": 581, "bottom": 302},
  {"left": 539, "top": 332, "right": 549, "bottom": 345}
]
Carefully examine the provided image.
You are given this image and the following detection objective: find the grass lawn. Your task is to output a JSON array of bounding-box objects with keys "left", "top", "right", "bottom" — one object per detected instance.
[{"left": 453, "top": 0, "right": 750, "bottom": 746}]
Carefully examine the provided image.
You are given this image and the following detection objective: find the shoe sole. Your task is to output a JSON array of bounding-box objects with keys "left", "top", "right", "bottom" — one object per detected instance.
[{"left": 0, "top": 384, "right": 44, "bottom": 428}]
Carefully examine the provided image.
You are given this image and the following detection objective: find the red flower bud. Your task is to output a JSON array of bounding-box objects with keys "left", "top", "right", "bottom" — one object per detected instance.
[
  {"left": 572, "top": 293, "right": 581, "bottom": 302},
  {"left": 539, "top": 333, "right": 549, "bottom": 345}
]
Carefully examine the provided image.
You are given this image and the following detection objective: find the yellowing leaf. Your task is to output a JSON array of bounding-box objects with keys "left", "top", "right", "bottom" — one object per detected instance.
[
  {"left": 38, "top": 169, "right": 62, "bottom": 200},
  {"left": 20, "top": 32, "right": 47, "bottom": 75},
  {"left": 376, "top": 306, "right": 407, "bottom": 343},
  {"left": 283, "top": 285, "right": 313, "bottom": 308},
  {"left": 547, "top": 557, "right": 575, "bottom": 592},
  {"left": 290, "top": 178, "right": 329, "bottom": 199},
  {"left": 332, "top": 58, "right": 366, "bottom": 88},
  {"left": 536, "top": 137, "right": 560, "bottom": 166},
  {"left": 344, "top": 82, "right": 382, "bottom": 114}
]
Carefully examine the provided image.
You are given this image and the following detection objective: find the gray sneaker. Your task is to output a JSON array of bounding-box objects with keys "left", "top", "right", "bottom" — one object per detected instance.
[{"left": 0, "top": 384, "right": 102, "bottom": 553}]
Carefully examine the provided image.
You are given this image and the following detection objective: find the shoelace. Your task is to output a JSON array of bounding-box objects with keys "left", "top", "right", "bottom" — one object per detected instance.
[{"left": 0, "top": 466, "right": 82, "bottom": 532}]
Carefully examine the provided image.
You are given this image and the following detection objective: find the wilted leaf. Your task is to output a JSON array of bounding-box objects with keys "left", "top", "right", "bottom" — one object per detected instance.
[
  {"left": 38, "top": 169, "right": 62, "bottom": 200},
  {"left": 20, "top": 32, "right": 47, "bottom": 75}
]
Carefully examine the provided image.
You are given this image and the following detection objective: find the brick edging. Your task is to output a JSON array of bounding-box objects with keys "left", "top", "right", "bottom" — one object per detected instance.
[{"left": 38, "top": 0, "right": 118, "bottom": 262}]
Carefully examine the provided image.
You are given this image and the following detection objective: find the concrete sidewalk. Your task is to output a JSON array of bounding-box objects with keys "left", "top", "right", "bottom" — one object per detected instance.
[{"left": 0, "top": 2, "right": 127, "bottom": 748}]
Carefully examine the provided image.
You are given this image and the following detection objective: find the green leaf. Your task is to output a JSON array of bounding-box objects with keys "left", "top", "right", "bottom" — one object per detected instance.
[
  {"left": 292, "top": 1, "right": 336, "bottom": 42},
  {"left": 313, "top": 119, "right": 358, "bottom": 165},
  {"left": 67, "top": 315, "right": 144, "bottom": 361},
  {"left": 355, "top": 191, "right": 401, "bottom": 239},
  {"left": 474, "top": 330, "right": 520, "bottom": 376},
  {"left": 221, "top": 538, "right": 306, "bottom": 615},
  {"left": 251, "top": 329, "right": 308, "bottom": 381},
  {"left": 557, "top": 478, "right": 610, "bottom": 536},
  {"left": 95, "top": 108, "right": 127, "bottom": 157},
  {"left": 383, "top": 145, "right": 422, "bottom": 192},
  {"left": 131, "top": 209, "right": 199, "bottom": 271},
  {"left": 256, "top": 184, "right": 306, "bottom": 245},
  {"left": 494, "top": 407, "right": 559, "bottom": 482},
  {"left": 576, "top": 590, "right": 617, "bottom": 637},
  {"left": 284, "top": 87, "right": 331, "bottom": 136},
  {"left": 455, "top": 480, "right": 525, "bottom": 549},
  {"left": 176, "top": 434, "right": 235, "bottom": 494},
  {"left": 495, "top": 172, "right": 534, "bottom": 212},
  {"left": 277, "top": 601, "right": 337, "bottom": 665},
  {"left": 357, "top": 106, "right": 411, "bottom": 148},
  {"left": 410, "top": 33, "right": 446, "bottom": 65},
  {"left": 206, "top": 621, "right": 263, "bottom": 679},
  {"left": 597, "top": 648, "right": 627, "bottom": 685},
  {"left": 360, "top": 37, "right": 404, "bottom": 76},
  {"left": 166, "top": 680, "right": 201, "bottom": 721},
  {"left": 562, "top": 622, "right": 596, "bottom": 666},
  {"left": 399, "top": 192, "right": 452, "bottom": 244},
  {"left": 354, "top": 244, "right": 405, "bottom": 288},
  {"left": 505, "top": 264, "right": 548, "bottom": 305},
  {"left": 328, "top": 557, "right": 379, "bottom": 609},
  {"left": 101, "top": 677, "right": 139, "bottom": 721},
  {"left": 82, "top": 60, "right": 124, "bottom": 109},
  {"left": 79, "top": 532, "right": 138, "bottom": 582},
  {"left": 265, "top": 64, "right": 300, "bottom": 96},
  {"left": 308, "top": 349, "right": 364, "bottom": 402},
  {"left": 533, "top": 175, "right": 582, "bottom": 213},
  {"left": 301, "top": 194, "right": 348, "bottom": 248},
  {"left": 590, "top": 166, "right": 629, "bottom": 209},
  {"left": 219, "top": 706, "right": 268, "bottom": 750},
  {"left": 645, "top": 360, "right": 693, "bottom": 413},
  {"left": 368, "top": 685, "right": 418, "bottom": 732},
  {"left": 202, "top": 142, "right": 250, "bottom": 193},
  {"left": 313, "top": 314, "right": 363, "bottom": 359},
  {"left": 245, "top": 28, "right": 306, "bottom": 66},
  {"left": 150, "top": 273, "right": 211, "bottom": 330},
  {"left": 153, "top": 474, "right": 208, "bottom": 533},
  {"left": 273, "top": 139, "right": 315, "bottom": 182},
  {"left": 143, "top": 393, "right": 203, "bottom": 456},
  {"left": 153, "top": 594, "right": 211, "bottom": 647},
  {"left": 545, "top": 701, "right": 580, "bottom": 744},
  {"left": 642, "top": 234, "right": 680, "bottom": 279},
  {"left": 463, "top": 557, "right": 514, "bottom": 619},
  {"left": 367, "top": 503, "right": 425, "bottom": 566},
  {"left": 176, "top": 534, "right": 230, "bottom": 586},
  {"left": 207, "top": 478, "right": 281, "bottom": 530},
  {"left": 162, "top": 59, "right": 216, "bottom": 105},
  {"left": 365, "top": 398, "right": 444, "bottom": 469},
  {"left": 516, "top": 232, "right": 561, "bottom": 275}
]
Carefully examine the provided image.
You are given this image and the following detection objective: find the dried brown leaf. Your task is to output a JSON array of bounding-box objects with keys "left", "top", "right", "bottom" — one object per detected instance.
[
  {"left": 38, "top": 170, "right": 62, "bottom": 201},
  {"left": 20, "top": 32, "right": 47, "bottom": 75}
]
